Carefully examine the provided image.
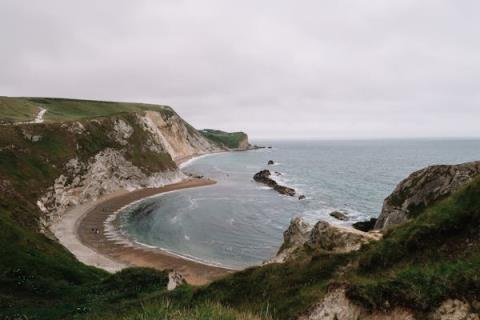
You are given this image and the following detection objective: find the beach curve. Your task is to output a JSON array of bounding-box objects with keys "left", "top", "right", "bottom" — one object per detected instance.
[{"left": 52, "top": 178, "right": 233, "bottom": 285}]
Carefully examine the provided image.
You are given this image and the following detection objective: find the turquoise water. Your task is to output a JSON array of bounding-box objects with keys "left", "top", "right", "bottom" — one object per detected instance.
[{"left": 120, "top": 139, "right": 480, "bottom": 268}]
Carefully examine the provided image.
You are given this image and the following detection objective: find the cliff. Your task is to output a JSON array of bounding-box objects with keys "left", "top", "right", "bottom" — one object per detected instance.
[
  {"left": 375, "top": 160, "right": 480, "bottom": 229},
  {"left": 199, "top": 129, "right": 250, "bottom": 150},
  {"left": 0, "top": 97, "right": 248, "bottom": 232}
]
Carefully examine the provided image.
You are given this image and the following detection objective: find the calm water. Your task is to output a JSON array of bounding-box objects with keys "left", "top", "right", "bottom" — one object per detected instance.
[{"left": 120, "top": 139, "right": 480, "bottom": 268}]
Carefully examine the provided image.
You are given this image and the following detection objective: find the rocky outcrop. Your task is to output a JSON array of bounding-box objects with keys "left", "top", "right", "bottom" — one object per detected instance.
[
  {"left": 167, "top": 271, "right": 186, "bottom": 291},
  {"left": 300, "top": 289, "right": 480, "bottom": 320},
  {"left": 37, "top": 149, "right": 185, "bottom": 228},
  {"left": 299, "top": 289, "right": 415, "bottom": 320},
  {"left": 137, "top": 111, "right": 222, "bottom": 162},
  {"left": 267, "top": 218, "right": 380, "bottom": 264},
  {"left": 375, "top": 161, "right": 480, "bottom": 229},
  {"left": 330, "top": 211, "right": 349, "bottom": 221},
  {"left": 352, "top": 218, "right": 377, "bottom": 232},
  {"left": 268, "top": 217, "right": 311, "bottom": 263},
  {"left": 254, "top": 169, "right": 296, "bottom": 196},
  {"left": 307, "top": 221, "right": 379, "bottom": 253},
  {"left": 431, "top": 299, "right": 480, "bottom": 320}
]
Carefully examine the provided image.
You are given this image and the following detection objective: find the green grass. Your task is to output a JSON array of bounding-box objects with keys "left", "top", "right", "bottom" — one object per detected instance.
[
  {"left": 0, "top": 96, "right": 39, "bottom": 123},
  {"left": 345, "top": 177, "right": 480, "bottom": 312},
  {"left": 84, "top": 300, "right": 265, "bottom": 320},
  {"left": 0, "top": 97, "right": 172, "bottom": 123},
  {"left": 200, "top": 129, "right": 248, "bottom": 149}
]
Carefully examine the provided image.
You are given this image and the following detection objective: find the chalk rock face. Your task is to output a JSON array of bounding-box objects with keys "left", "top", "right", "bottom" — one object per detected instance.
[
  {"left": 38, "top": 149, "right": 186, "bottom": 228},
  {"left": 299, "top": 289, "right": 415, "bottom": 320},
  {"left": 375, "top": 161, "right": 480, "bottom": 230},
  {"left": 137, "top": 111, "right": 222, "bottom": 162},
  {"left": 301, "top": 291, "right": 480, "bottom": 320},
  {"left": 307, "top": 221, "right": 378, "bottom": 253},
  {"left": 266, "top": 218, "right": 380, "bottom": 264},
  {"left": 432, "top": 300, "right": 480, "bottom": 320},
  {"left": 167, "top": 271, "right": 186, "bottom": 291}
]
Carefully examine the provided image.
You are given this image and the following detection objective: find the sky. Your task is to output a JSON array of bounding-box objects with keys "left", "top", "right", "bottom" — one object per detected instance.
[{"left": 1, "top": 0, "right": 480, "bottom": 139}]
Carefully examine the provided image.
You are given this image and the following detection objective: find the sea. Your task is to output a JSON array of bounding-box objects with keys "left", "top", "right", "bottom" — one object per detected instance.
[{"left": 118, "top": 139, "right": 480, "bottom": 269}]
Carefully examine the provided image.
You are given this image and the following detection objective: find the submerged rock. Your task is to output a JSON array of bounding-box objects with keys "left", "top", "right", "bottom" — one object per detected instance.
[
  {"left": 253, "top": 170, "right": 296, "bottom": 196},
  {"left": 352, "top": 218, "right": 377, "bottom": 232},
  {"left": 298, "top": 195, "right": 306, "bottom": 200},
  {"left": 375, "top": 161, "right": 480, "bottom": 230},
  {"left": 268, "top": 160, "right": 275, "bottom": 165},
  {"left": 329, "top": 211, "right": 349, "bottom": 221}
]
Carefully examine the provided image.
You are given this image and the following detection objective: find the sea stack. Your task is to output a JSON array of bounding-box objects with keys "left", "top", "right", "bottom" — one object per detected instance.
[{"left": 254, "top": 169, "right": 296, "bottom": 196}]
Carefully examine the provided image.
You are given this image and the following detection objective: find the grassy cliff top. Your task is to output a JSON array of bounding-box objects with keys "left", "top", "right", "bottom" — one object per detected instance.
[
  {"left": 199, "top": 129, "right": 248, "bottom": 149},
  {"left": 0, "top": 96, "right": 172, "bottom": 123}
]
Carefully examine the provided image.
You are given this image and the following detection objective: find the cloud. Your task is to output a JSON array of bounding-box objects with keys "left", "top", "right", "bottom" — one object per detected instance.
[{"left": 1, "top": 0, "right": 479, "bottom": 138}]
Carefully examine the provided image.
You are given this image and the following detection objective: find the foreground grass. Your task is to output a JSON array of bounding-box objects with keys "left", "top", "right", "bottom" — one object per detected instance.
[
  {"left": 86, "top": 301, "right": 265, "bottom": 320},
  {"left": 346, "top": 177, "right": 480, "bottom": 311}
]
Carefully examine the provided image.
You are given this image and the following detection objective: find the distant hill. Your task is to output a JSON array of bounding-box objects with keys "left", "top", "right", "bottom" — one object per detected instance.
[{"left": 200, "top": 129, "right": 249, "bottom": 150}]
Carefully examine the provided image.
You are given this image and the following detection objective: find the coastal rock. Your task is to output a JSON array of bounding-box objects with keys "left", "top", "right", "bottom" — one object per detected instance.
[
  {"left": 137, "top": 111, "right": 222, "bottom": 161},
  {"left": 253, "top": 170, "right": 296, "bottom": 196},
  {"left": 329, "top": 211, "right": 349, "bottom": 221},
  {"left": 267, "top": 218, "right": 380, "bottom": 264},
  {"left": 281, "top": 217, "right": 311, "bottom": 251},
  {"left": 276, "top": 185, "right": 296, "bottom": 196},
  {"left": 38, "top": 149, "right": 186, "bottom": 228},
  {"left": 167, "top": 271, "right": 186, "bottom": 291},
  {"left": 266, "top": 217, "right": 311, "bottom": 264},
  {"left": 268, "top": 160, "right": 275, "bottom": 165},
  {"left": 307, "top": 221, "right": 376, "bottom": 253},
  {"left": 301, "top": 290, "right": 480, "bottom": 320},
  {"left": 375, "top": 161, "right": 480, "bottom": 230},
  {"left": 299, "top": 195, "right": 306, "bottom": 200},
  {"left": 299, "top": 288, "right": 415, "bottom": 320},
  {"left": 432, "top": 299, "right": 480, "bottom": 320},
  {"left": 352, "top": 218, "right": 377, "bottom": 232}
]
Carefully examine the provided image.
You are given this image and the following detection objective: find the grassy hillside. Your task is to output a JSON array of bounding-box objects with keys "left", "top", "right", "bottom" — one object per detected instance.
[
  {"left": 200, "top": 129, "right": 248, "bottom": 149},
  {"left": 0, "top": 97, "right": 171, "bottom": 123}
]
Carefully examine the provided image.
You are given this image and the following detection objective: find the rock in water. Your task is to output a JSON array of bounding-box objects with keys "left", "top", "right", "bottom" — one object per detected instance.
[
  {"left": 329, "top": 211, "right": 349, "bottom": 221},
  {"left": 268, "top": 160, "right": 275, "bottom": 165},
  {"left": 298, "top": 195, "right": 306, "bottom": 200},
  {"left": 253, "top": 169, "right": 296, "bottom": 196},
  {"left": 352, "top": 218, "right": 377, "bottom": 232},
  {"left": 375, "top": 161, "right": 480, "bottom": 230}
]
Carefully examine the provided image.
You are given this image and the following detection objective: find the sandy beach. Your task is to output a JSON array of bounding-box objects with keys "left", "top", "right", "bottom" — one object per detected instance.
[{"left": 53, "top": 178, "right": 233, "bottom": 286}]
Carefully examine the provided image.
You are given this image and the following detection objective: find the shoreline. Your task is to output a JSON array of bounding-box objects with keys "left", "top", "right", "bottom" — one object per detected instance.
[{"left": 53, "top": 178, "right": 234, "bottom": 285}]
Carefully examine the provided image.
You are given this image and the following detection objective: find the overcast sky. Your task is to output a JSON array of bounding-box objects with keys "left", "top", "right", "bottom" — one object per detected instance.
[{"left": 1, "top": 1, "right": 479, "bottom": 139}]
